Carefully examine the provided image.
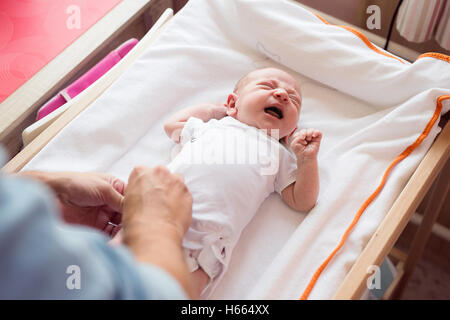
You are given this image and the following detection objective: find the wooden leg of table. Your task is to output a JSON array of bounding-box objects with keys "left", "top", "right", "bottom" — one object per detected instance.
[{"left": 390, "top": 169, "right": 450, "bottom": 299}]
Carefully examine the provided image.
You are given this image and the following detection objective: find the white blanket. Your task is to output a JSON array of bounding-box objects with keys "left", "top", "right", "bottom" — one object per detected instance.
[{"left": 23, "top": 0, "right": 450, "bottom": 299}]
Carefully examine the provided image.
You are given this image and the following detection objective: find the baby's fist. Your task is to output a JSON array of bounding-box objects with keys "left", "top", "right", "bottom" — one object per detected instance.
[{"left": 290, "top": 128, "right": 322, "bottom": 160}]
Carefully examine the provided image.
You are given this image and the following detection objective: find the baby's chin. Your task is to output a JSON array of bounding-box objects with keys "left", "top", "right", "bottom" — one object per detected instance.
[
  {"left": 255, "top": 125, "right": 291, "bottom": 140},
  {"left": 258, "top": 123, "right": 295, "bottom": 139},
  {"left": 233, "top": 115, "right": 294, "bottom": 139}
]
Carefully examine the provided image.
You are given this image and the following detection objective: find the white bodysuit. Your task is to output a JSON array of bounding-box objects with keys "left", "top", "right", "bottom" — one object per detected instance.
[{"left": 167, "top": 116, "right": 297, "bottom": 292}]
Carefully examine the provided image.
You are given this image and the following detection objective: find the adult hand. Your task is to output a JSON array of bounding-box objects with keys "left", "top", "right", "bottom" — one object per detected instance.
[
  {"left": 18, "top": 171, "right": 125, "bottom": 236},
  {"left": 121, "top": 165, "right": 194, "bottom": 298},
  {"left": 122, "top": 165, "right": 193, "bottom": 241}
]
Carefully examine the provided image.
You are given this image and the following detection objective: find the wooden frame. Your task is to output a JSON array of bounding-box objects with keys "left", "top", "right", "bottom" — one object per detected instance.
[
  {"left": 333, "top": 123, "right": 449, "bottom": 299},
  {"left": 1, "top": 5, "right": 449, "bottom": 300}
]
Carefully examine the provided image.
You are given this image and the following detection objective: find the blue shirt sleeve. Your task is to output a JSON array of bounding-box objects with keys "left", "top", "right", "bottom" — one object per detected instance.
[{"left": 0, "top": 174, "right": 187, "bottom": 300}]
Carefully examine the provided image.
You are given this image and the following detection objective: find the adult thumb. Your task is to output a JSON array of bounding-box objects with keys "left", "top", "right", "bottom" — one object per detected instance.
[{"left": 102, "top": 182, "right": 125, "bottom": 213}]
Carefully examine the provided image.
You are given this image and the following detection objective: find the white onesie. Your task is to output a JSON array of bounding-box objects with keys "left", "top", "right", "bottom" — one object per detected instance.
[{"left": 167, "top": 116, "right": 297, "bottom": 293}]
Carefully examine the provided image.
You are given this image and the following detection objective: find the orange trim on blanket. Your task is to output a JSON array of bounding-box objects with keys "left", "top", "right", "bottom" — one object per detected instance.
[
  {"left": 312, "top": 13, "right": 406, "bottom": 64},
  {"left": 417, "top": 52, "right": 450, "bottom": 63},
  {"left": 313, "top": 13, "right": 329, "bottom": 25},
  {"left": 313, "top": 13, "right": 450, "bottom": 65},
  {"left": 297, "top": 10, "right": 450, "bottom": 301},
  {"left": 340, "top": 26, "right": 407, "bottom": 64},
  {"left": 299, "top": 95, "right": 450, "bottom": 300}
]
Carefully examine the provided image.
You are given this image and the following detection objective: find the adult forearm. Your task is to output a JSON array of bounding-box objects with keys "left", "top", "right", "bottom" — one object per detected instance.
[
  {"left": 124, "top": 221, "right": 194, "bottom": 298},
  {"left": 122, "top": 166, "right": 194, "bottom": 297}
]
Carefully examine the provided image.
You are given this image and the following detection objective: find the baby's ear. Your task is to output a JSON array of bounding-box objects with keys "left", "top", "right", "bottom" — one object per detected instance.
[{"left": 226, "top": 93, "right": 238, "bottom": 117}]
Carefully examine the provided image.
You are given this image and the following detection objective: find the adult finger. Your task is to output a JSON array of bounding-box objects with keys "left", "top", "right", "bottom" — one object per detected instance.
[
  {"left": 103, "top": 222, "right": 120, "bottom": 238},
  {"left": 110, "top": 211, "right": 122, "bottom": 225},
  {"left": 97, "top": 173, "right": 127, "bottom": 195},
  {"left": 109, "top": 229, "right": 124, "bottom": 245},
  {"left": 103, "top": 221, "right": 115, "bottom": 236},
  {"left": 112, "top": 178, "right": 126, "bottom": 195},
  {"left": 110, "top": 223, "right": 122, "bottom": 238},
  {"left": 101, "top": 183, "right": 125, "bottom": 213},
  {"left": 173, "top": 173, "right": 185, "bottom": 183},
  {"left": 128, "top": 165, "right": 149, "bottom": 183}
]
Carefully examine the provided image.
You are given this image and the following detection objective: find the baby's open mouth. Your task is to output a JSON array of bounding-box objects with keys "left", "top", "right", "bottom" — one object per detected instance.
[{"left": 264, "top": 106, "right": 283, "bottom": 119}]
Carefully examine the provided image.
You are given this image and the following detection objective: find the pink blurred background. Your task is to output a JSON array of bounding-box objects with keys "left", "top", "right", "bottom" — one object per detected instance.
[{"left": 0, "top": 0, "right": 122, "bottom": 104}]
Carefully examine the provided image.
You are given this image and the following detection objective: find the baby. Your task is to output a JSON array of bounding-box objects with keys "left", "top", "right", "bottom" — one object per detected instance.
[{"left": 164, "top": 67, "right": 322, "bottom": 296}]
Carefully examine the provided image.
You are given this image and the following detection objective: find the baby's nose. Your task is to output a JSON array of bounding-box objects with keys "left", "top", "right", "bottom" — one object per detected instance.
[{"left": 273, "top": 89, "right": 288, "bottom": 102}]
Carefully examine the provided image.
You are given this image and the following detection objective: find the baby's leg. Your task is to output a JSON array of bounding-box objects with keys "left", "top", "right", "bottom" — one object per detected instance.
[{"left": 192, "top": 268, "right": 210, "bottom": 297}]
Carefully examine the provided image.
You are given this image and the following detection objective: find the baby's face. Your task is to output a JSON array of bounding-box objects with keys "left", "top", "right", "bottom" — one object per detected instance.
[{"left": 227, "top": 68, "right": 302, "bottom": 139}]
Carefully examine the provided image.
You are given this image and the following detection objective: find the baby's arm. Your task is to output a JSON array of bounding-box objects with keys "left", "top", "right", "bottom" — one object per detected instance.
[
  {"left": 282, "top": 129, "right": 322, "bottom": 212},
  {"left": 164, "top": 103, "right": 228, "bottom": 142}
]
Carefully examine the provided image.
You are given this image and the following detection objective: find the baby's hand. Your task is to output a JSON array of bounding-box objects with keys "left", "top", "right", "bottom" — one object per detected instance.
[{"left": 290, "top": 128, "right": 322, "bottom": 161}]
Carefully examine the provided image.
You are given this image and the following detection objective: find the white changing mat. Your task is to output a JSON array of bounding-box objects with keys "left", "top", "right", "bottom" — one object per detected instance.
[{"left": 23, "top": 0, "right": 450, "bottom": 299}]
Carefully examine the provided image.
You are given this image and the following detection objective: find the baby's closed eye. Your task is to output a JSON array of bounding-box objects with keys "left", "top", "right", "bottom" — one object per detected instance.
[
  {"left": 259, "top": 82, "right": 274, "bottom": 89},
  {"left": 289, "top": 95, "right": 300, "bottom": 105}
]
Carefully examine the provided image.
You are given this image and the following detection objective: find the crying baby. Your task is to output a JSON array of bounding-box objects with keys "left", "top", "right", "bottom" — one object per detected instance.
[{"left": 163, "top": 67, "right": 322, "bottom": 296}]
